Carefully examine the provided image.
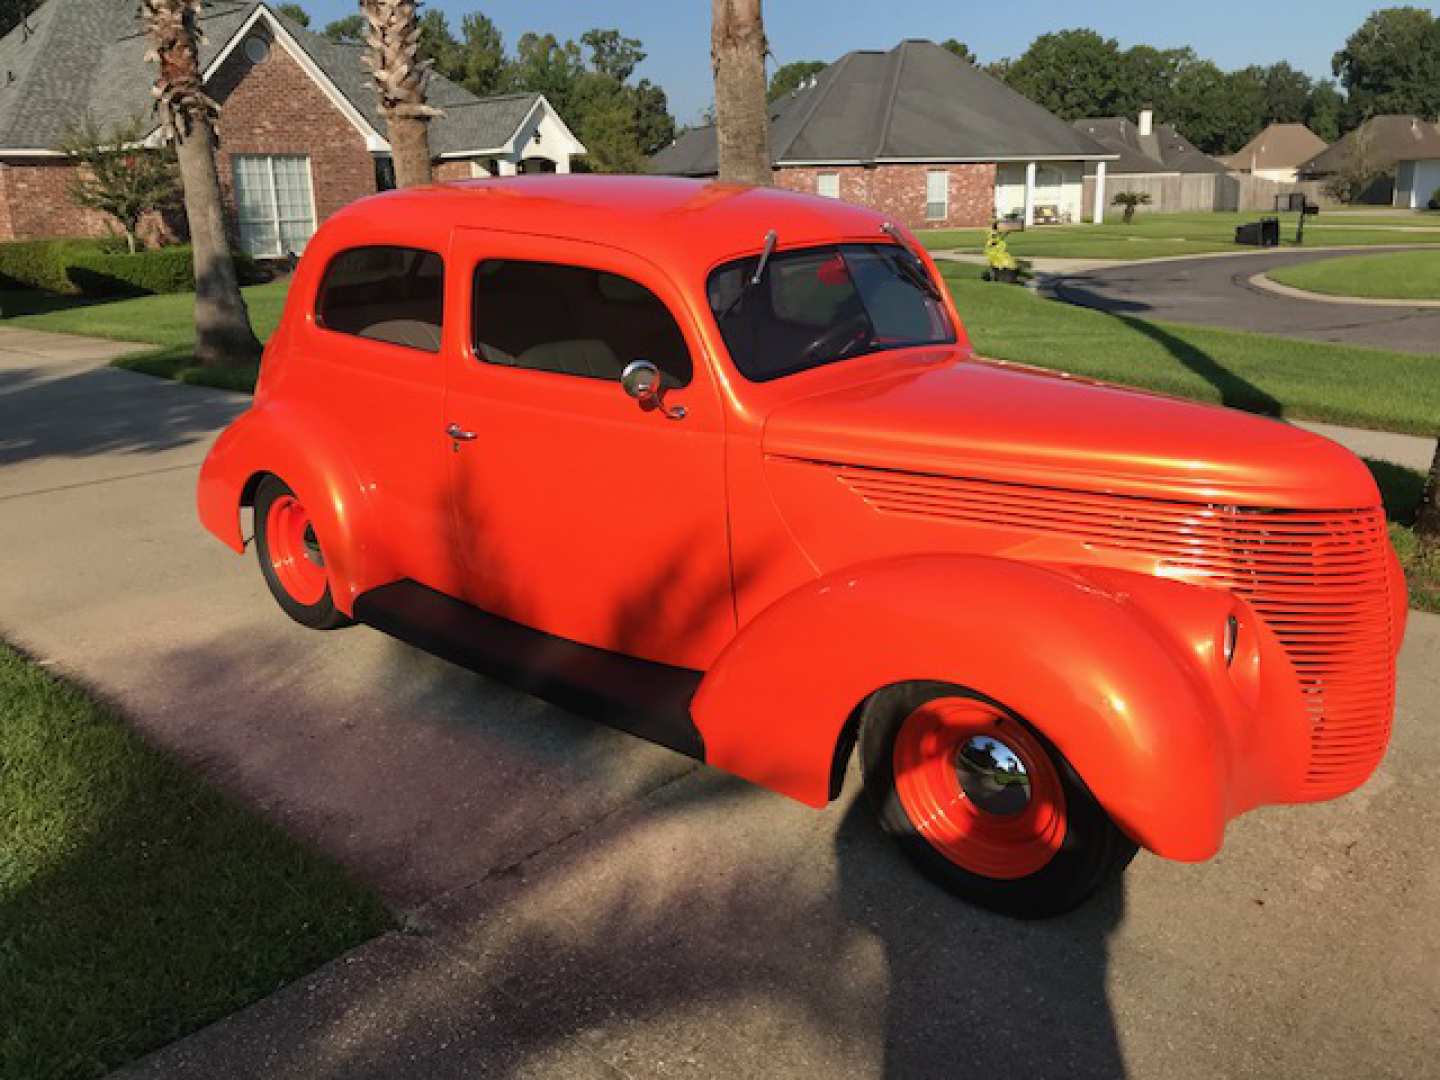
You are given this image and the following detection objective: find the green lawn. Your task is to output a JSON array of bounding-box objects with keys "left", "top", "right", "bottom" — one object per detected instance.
[
  {"left": 1365, "top": 461, "right": 1440, "bottom": 614},
  {"left": 942, "top": 269, "right": 1440, "bottom": 435},
  {"left": 2, "top": 281, "right": 288, "bottom": 392},
  {"left": 0, "top": 641, "right": 390, "bottom": 1079},
  {"left": 919, "top": 209, "right": 1440, "bottom": 260},
  {"left": 1267, "top": 249, "right": 1440, "bottom": 301}
]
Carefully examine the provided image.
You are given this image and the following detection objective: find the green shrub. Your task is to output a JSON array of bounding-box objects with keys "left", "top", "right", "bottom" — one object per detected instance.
[
  {"left": 0, "top": 239, "right": 260, "bottom": 296},
  {"left": 1429, "top": 187, "right": 1440, "bottom": 211}
]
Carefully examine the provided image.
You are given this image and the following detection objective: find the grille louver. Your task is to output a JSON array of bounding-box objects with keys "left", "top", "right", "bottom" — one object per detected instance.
[{"left": 836, "top": 467, "right": 1395, "bottom": 797}]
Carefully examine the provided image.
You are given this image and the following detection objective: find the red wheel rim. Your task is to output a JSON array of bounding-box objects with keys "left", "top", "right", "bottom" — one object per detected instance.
[
  {"left": 265, "top": 494, "right": 328, "bottom": 606},
  {"left": 893, "top": 697, "right": 1066, "bottom": 879}
]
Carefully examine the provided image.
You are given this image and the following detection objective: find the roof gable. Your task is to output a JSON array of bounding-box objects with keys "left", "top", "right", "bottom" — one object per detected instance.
[
  {"left": 0, "top": 0, "right": 569, "bottom": 157},
  {"left": 651, "top": 38, "right": 1113, "bottom": 175},
  {"left": 1072, "top": 116, "right": 1228, "bottom": 175},
  {"left": 1301, "top": 115, "right": 1440, "bottom": 173},
  {"left": 1220, "top": 123, "right": 1327, "bottom": 171}
]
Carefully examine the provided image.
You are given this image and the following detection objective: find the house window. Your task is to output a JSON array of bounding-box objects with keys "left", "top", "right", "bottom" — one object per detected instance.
[
  {"left": 925, "top": 170, "right": 948, "bottom": 221},
  {"left": 232, "top": 154, "right": 317, "bottom": 257},
  {"left": 816, "top": 172, "right": 840, "bottom": 199}
]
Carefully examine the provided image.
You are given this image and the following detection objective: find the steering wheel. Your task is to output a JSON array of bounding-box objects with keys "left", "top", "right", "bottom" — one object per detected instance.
[{"left": 798, "top": 313, "right": 870, "bottom": 365}]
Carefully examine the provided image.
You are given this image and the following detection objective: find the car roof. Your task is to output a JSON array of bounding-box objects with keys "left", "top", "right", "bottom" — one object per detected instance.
[{"left": 324, "top": 174, "right": 897, "bottom": 273}]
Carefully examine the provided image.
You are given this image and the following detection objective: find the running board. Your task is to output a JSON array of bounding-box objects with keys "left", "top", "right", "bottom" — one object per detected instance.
[{"left": 352, "top": 579, "right": 706, "bottom": 760}]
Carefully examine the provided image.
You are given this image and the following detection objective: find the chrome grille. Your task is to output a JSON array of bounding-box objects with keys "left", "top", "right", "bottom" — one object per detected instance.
[{"left": 836, "top": 467, "right": 1396, "bottom": 797}]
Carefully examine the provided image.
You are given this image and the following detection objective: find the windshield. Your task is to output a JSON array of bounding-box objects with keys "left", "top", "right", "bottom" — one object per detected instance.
[{"left": 706, "top": 243, "right": 955, "bottom": 382}]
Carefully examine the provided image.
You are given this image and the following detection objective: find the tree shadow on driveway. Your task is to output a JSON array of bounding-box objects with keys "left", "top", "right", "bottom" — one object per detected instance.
[
  {"left": 0, "top": 362, "right": 245, "bottom": 468},
  {"left": 1052, "top": 279, "right": 1284, "bottom": 417}
]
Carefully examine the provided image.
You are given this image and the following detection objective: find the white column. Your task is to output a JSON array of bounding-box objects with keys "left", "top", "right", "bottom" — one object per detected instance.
[
  {"left": 497, "top": 158, "right": 519, "bottom": 177},
  {"left": 1094, "top": 160, "right": 1107, "bottom": 224},
  {"left": 1023, "top": 161, "right": 1037, "bottom": 227},
  {"left": 555, "top": 154, "right": 571, "bottom": 174}
]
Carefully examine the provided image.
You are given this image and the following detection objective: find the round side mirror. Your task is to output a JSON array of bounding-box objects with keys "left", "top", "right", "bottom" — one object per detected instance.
[{"left": 620, "top": 360, "right": 662, "bottom": 404}]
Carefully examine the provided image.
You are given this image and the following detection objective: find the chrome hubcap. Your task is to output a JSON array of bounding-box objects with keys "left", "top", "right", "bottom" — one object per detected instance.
[{"left": 955, "top": 735, "right": 1031, "bottom": 815}]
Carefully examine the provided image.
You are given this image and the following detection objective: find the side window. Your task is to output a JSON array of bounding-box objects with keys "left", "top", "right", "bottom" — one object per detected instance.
[
  {"left": 472, "top": 260, "right": 693, "bottom": 387},
  {"left": 316, "top": 246, "right": 445, "bottom": 353}
]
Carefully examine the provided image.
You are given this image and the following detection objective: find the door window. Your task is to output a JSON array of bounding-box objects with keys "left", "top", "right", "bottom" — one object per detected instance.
[
  {"left": 472, "top": 260, "right": 693, "bottom": 387},
  {"left": 317, "top": 246, "right": 445, "bottom": 352}
]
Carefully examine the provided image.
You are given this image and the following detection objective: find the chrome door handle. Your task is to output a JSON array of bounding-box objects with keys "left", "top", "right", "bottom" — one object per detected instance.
[{"left": 446, "top": 423, "right": 477, "bottom": 441}]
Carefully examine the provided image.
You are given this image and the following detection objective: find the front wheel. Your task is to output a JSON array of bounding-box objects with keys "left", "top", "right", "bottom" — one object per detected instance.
[
  {"left": 860, "top": 682, "right": 1136, "bottom": 919},
  {"left": 252, "top": 476, "right": 351, "bottom": 631}
]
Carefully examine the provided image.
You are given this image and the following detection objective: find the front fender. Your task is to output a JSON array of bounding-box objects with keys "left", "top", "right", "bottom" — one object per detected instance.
[
  {"left": 691, "top": 555, "right": 1310, "bottom": 861},
  {"left": 196, "top": 401, "right": 377, "bottom": 614}
]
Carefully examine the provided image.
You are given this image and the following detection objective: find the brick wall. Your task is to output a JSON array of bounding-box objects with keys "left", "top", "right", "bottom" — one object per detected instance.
[
  {"left": 433, "top": 160, "right": 474, "bottom": 182},
  {"left": 208, "top": 25, "right": 378, "bottom": 236},
  {"left": 0, "top": 25, "right": 377, "bottom": 245},
  {"left": 774, "top": 162, "right": 997, "bottom": 230}
]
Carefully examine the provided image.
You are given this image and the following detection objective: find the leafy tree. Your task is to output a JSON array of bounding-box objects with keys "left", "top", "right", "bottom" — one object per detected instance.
[
  {"left": 1323, "top": 124, "right": 1388, "bottom": 203},
  {"left": 274, "top": 2, "right": 309, "bottom": 27},
  {"left": 1117, "top": 45, "right": 1196, "bottom": 116},
  {"left": 322, "top": 14, "right": 365, "bottom": 44},
  {"left": 416, "top": 9, "right": 463, "bottom": 81},
  {"left": 1003, "top": 29, "right": 1127, "bottom": 120},
  {"left": 632, "top": 78, "right": 677, "bottom": 155},
  {"left": 508, "top": 32, "right": 586, "bottom": 115},
  {"left": 1261, "top": 61, "right": 1313, "bottom": 123},
  {"left": 1306, "top": 81, "right": 1344, "bottom": 143},
  {"left": 1164, "top": 60, "right": 1262, "bottom": 154},
  {"left": 767, "top": 60, "right": 825, "bottom": 101},
  {"left": 940, "top": 38, "right": 975, "bottom": 64},
  {"left": 581, "top": 28, "right": 645, "bottom": 82},
  {"left": 1333, "top": 7, "right": 1440, "bottom": 123},
  {"left": 457, "top": 12, "right": 506, "bottom": 96},
  {"left": 61, "top": 117, "right": 181, "bottom": 254}
]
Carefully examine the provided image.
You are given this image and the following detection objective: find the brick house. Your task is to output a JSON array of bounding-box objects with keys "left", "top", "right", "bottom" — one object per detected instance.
[
  {"left": 0, "top": 0, "right": 586, "bottom": 254},
  {"left": 650, "top": 39, "right": 1116, "bottom": 228}
]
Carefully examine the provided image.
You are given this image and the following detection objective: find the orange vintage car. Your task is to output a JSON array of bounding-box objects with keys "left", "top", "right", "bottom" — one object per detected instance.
[{"left": 198, "top": 176, "right": 1405, "bottom": 917}]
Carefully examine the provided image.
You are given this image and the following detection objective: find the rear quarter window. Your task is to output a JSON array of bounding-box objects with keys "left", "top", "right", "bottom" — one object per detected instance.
[{"left": 316, "top": 246, "right": 445, "bottom": 353}]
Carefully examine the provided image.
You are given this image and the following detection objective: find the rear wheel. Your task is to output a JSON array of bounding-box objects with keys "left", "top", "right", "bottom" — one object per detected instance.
[
  {"left": 253, "top": 476, "right": 350, "bottom": 630},
  {"left": 860, "top": 682, "right": 1136, "bottom": 918}
]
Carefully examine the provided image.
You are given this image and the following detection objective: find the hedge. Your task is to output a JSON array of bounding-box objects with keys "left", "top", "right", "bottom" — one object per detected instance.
[{"left": 0, "top": 238, "right": 260, "bottom": 297}]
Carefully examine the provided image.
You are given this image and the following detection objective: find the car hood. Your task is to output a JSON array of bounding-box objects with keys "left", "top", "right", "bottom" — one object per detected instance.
[{"left": 762, "top": 357, "right": 1379, "bottom": 508}]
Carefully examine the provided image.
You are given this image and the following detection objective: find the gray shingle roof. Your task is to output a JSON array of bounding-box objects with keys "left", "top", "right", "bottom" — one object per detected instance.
[
  {"left": 1071, "top": 117, "right": 1229, "bottom": 176},
  {"left": 650, "top": 39, "right": 1113, "bottom": 176},
  {"left": 0, "top": 0, "right": 539, "bottom": 154},
  {"left": 1299, "top": 115, "right": 1440, "bottom": 174}
]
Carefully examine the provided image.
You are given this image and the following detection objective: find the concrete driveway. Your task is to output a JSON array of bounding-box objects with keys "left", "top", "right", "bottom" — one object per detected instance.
[
  {"left": 1, "top": 330, "right": 1437, "bottom": 1080},
  {"left": 1053, "top": 247, "right": 1440, "bottom": 353}
]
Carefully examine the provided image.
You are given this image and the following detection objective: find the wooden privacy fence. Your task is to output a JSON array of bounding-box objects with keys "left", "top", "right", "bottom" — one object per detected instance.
[{"left": 1082, "top": 173, "right": 1337, "bottom": 216}]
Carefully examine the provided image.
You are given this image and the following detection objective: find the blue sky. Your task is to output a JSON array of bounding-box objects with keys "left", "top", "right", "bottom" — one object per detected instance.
[{"left": 298, "top": 2, "right": 1431, "bottom": 124}]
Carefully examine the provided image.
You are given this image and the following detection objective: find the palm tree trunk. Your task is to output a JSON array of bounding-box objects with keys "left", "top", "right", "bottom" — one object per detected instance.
[
  {"left": 176, "top": 121, "right": 262, "bottom": 367},
  {"left": 1418, "top": 439, "right": 1440, "bottom": 543},
  {"left": 388, "top": 114, "right": 433, "bottom": 189},
  {"left": 362, "top": 0, "right": 439, "bottom": 188},
  {"left": 711, "top": 0, "right": 771, "bottom": 186},
  {"left": 143, "top": 0, "right": 261, "bottom": 369}
]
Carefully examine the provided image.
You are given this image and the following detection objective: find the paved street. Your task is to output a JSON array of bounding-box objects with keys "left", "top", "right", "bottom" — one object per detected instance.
[
  {"left": 1052, "top": 247, "right": 1440, "bottom": 353},
  {"left": 1, "top": 329, "right": 1437, "bottom": 1080}
]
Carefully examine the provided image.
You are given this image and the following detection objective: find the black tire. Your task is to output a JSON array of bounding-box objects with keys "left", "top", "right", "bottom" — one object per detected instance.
[
  {"left": 252, "top": 476, "right": 351, "bottom": 631},
  {"left": 860, "top": 681, "right": 1137, "bottom": 919}
]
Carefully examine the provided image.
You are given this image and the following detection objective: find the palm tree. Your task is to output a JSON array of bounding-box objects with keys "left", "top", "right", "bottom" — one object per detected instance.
[
  {"left": 141, "top": 0, "right": 262, "bottom": 368},
  {"left": 1418, "top": 443, "right": 1440, "bottom": 543},
  {"left": 361, "top": 0, "right": 440, "bottom": 188},
  {"left": 710, "top": 0, "right": 771, "bottom": 186},
  {"left": 1111, "top": 191, "right": 1152, "bottom": 225}
]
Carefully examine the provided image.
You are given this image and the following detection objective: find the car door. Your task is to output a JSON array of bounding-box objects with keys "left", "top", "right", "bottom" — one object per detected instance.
[{"left": 441, "top": 228, "right": 733, "bottom": 671}]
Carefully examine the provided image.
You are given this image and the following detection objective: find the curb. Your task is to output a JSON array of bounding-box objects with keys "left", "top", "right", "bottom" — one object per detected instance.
[{"left": 1248, "top": 271, "right": 1440, "bottom": 310}]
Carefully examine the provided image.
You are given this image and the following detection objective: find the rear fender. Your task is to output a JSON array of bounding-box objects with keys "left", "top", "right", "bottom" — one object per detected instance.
[
  {"left": 691, "top": 554, "right": 1309, "bottom": 861},
  {"left": 197, "top": 402, "right": 377, "bottom": 614}
]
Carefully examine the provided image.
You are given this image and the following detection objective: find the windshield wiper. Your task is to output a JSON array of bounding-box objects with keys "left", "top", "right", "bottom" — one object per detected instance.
[
  {"left": 879, "top": 222, "right": 942, "bottom": 301},
  {"left": 716, "top": 229, "right": 777, "bottom": 322}
]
